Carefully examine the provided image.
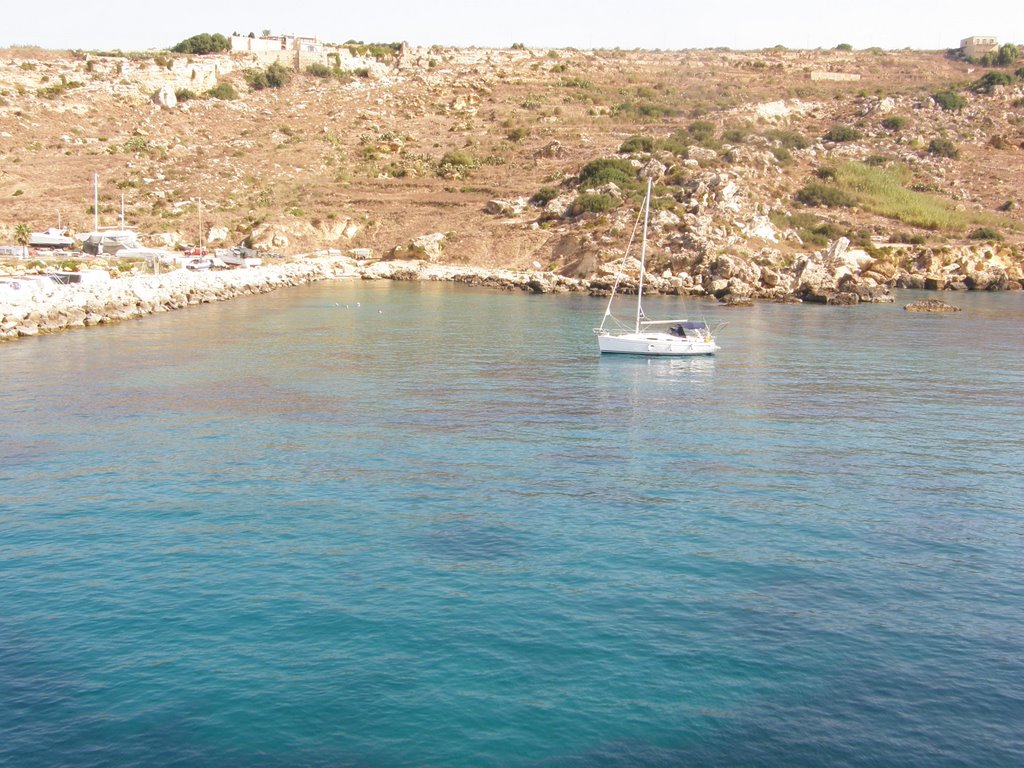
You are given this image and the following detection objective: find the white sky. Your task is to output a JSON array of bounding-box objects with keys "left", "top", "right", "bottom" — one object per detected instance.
[{"left": 4, "top": 1, "right": 1021, "bottom": 52}]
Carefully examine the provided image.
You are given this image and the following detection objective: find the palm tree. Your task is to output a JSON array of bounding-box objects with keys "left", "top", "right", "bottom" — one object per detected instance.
[{"left": 14, "top": 223, "right": 31, "bottom": 256}]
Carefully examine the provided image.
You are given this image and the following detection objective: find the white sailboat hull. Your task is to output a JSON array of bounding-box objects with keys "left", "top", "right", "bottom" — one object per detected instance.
[{"left": 597, "top": 331, "right": 719, "bottom": 356}]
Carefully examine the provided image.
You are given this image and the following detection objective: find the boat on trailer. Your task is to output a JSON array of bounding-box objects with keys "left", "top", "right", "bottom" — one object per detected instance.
[{"left": 594, "top": 178, "right": 721, "bottom": 356}]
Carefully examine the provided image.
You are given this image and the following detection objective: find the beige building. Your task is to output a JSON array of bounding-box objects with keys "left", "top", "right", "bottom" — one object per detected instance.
[{"left": 960, "top": 36, "right": 999, "bottom": 60}]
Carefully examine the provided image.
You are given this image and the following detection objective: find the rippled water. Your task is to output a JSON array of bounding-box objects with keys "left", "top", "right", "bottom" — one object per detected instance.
[{"left": 2, "top": 283, "right": 1023, "bottom": 767}]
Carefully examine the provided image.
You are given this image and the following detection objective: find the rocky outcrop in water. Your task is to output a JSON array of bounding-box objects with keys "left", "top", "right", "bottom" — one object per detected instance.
[{"left": 904, "top": 299, "right": 961, "bottom": 312}]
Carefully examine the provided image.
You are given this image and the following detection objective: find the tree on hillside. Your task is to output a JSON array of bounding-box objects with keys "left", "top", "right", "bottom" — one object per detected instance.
[
  {"left": 171, "top": 33, "right": 231, "bottom": 55},
  {"left": 14, "top": 222, "right": 31, "bottom": 257},
  {"left": 997, "top": 43, "right": 1019, "bottom": 67},
  {"left": 14, "top": 223, "right": 31, "bottom": 247}
]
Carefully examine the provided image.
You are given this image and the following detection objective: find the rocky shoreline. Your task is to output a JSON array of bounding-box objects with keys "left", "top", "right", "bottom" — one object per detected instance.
[{"left": 2, "top": 242, "right": 1017, "bottom": 341}]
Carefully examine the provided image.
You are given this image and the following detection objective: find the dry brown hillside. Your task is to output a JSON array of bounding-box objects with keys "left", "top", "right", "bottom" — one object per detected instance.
[{"left": 1, "top": 44, "right": 1022, "bottom": 274}]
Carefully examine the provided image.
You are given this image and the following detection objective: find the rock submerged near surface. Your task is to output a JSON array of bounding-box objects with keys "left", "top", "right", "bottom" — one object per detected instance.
[{"left": 904, "top": 299, "right": 962, "bottom": 312}]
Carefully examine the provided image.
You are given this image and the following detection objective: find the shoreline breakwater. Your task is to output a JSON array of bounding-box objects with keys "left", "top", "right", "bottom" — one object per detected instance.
[
  {"left": 2, "top": 246, "right": 1020, "bottom": 341},
  {"left": 0, "top": 258, "right": 581, "bottom": 342}
]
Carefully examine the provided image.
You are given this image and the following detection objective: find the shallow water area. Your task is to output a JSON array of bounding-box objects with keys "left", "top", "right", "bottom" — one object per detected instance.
[{"left": 2, "top": 283, "right": 1023, "bottom": 767}]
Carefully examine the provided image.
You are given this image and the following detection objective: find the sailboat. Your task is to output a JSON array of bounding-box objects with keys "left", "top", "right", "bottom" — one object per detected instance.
[
  {"left": 594, "top": 178, "right": 721, "bottom": 356},
  {"left": 79, "top": 174, "right": 141, "bottom": 256}
]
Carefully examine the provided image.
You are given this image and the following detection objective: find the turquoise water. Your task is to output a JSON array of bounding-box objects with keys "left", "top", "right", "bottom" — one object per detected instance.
[{"left": 2, "top": 282, "right": 1023, "bottom": 767}]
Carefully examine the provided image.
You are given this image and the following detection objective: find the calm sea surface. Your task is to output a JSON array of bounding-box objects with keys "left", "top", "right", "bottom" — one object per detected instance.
[{"left": 2, "top": 282, "right": 1023, "bottom": 767}]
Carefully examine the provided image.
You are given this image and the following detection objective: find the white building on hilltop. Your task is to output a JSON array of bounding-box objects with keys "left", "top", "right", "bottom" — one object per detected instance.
[
  {"left": 231, "top": 33, "right": 322, "bottom": 55},
  {"left": 960, "top": 36, "right": 999, "bottom": 61}
]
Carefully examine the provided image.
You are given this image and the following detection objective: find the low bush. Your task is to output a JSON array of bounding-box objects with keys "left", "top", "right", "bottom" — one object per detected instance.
[
  {"left": 578, "top": 157, "right": 639, "bottom": 189},
  {"left": 573, "top": 193, "right": 619, "bottom": 214},
  {"left": 763, "top": 129, "right": 810, "bottom": 149},
  {"left": 206, "top": 82, "right": 236, "bottom": 100},
  {"left": 971, "top": 71, "right": 1015, "bottom": 94},
  {"left": 824, "top": 125, "right": 861, "bottom": 142},
  {"left": 933, "top": 90, "right": 967, "bottom": 111},
  {"left": 244, "top": 62, "right": 291, "bottom": 90},
  {"left": 796, "top": 183, "right": 856, "bottom": 208},
  {"left": 437, "top": 150, "right": 477, "bottom": 178},
  {"left": 174, "top": 88, "right": 197, "bottom": 101},
  {"left": 531, "top": 187, "right": 559, "bottom": 205},
  {"left": 306, "top": 62, "right": 334, "bottom": 78},
  {"left": 928, "top": 138, "right": 959, "bottom": 158},
  {"left": 722, "top": 126, "right": 750, "bottom": 143},
  {"left": 687, "top": 120, "right": 717, "bottom": 145},
  {"left": 969, "top": 227, "right": 1002, "bottom": 241},
  {"left": 881, "top": 115, "right": 908, "bottom": 131},
  {"left": 619, "top": 135, "right": 654, "bottom": 153},
  {"left": 506, "top": 126, "right": 530, "bottom": 143}
]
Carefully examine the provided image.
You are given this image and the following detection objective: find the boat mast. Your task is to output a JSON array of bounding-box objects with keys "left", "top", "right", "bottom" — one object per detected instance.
[{"left": 634, "top": 177, "right": 652, "bottom": 333}]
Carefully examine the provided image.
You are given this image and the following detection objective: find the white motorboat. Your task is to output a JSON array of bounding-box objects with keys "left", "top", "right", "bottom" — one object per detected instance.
[
  {"left": 594, "top": 178, "right": 721, "bottom": 356},
  {"left": 29, "top": 227, "right": 75, "bottom": 249}
]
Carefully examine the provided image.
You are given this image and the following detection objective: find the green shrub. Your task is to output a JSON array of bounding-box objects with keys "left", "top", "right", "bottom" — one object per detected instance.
[
  {"left": 928, "top": 138, "right": 959, "bottom": 158},
  {"left": 796, "top": 182, "right": 856, "bottom": 208},
  {"left": 722, "top": 126, "right": 751, "bottom": 144},
  {"left": 933, "top": 90, "right": 967, "bottom": 111},
  {"left": 836, "top": 43, "right": 853, "bottom": 51},
  {"left": 881, "top": 115, "right": 907, "bottom": 131},
  {"left": 344, "top": 41, "right": 402, "bottom": 61},
  {"left": 306, "top": 62, "right": 334, "bottom": 78},
  {"left": 206, "top": 82, "right": 236, "bottom": 100},
  {"left": 174, "top": 88, "right": 197, "bottom": 101},
  {"left": 825, "top": 125, "right": 861, "bottom": 142},
  {"left": 561, "top": 76, "right": 592, "bottom": 89},
  {"left": 574, "top": 193, "right": 619, "bottom": 214},
  {"left": 815, "top": 166, "right": 838, "bottom": 180},
  {"left": 531, "top": 187, "right": 559, "bottom": 205},
  {"left": 578, "top": 157, "right": 639, "bottom": 189},
  {"left": 969, "top": 227, "right": 1002, "bottom": 241},
  {"left": 971, "top": 71, "right": 1015, "bottom": 94},
  {"left": 171, "top": 33, "right": 230, "bottom": 55},
  {"left": 245, "top": 62, "right": 291, "bottom": 90},
  {"left": 619, "top": 135, "right": 654, "bottom": 153},
  {"left": 997, "top": 43, "right": 1019, "bottom": 67},
  {"left": 687, "top": 120, "right": 717, "bottom": 144},
  {"left": 654, "top": 132, "right": 691, "bottom": 157},
  {"left": 437, "top": 150, "right": 477, "bottom": 178},
  {"left": 894, "top": 231, "right": 927, "bottom": 245},
  {"left": 506, "top": 126, "right": 529, "bottom": 142},
  {"left": 763, "top": 129, "right": 810, "bottom": 149}
]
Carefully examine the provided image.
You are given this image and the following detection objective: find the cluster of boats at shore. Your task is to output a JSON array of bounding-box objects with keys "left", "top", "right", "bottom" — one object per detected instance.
[{"left": 16, "top": 174, "right": 263, "bottom": 275}]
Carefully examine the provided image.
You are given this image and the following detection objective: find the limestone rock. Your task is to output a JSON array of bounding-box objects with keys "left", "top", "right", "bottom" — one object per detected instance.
[
  {"left": 905, "top": 299, "right": 961, "bottom": 312},
  {"left": 153, "top": 85, "right": 177, "bottom": 110}
]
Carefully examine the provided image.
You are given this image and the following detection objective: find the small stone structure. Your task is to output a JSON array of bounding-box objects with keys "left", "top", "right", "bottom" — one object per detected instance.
[{"left": 810, "top": 71, "right": 861, "bottom": 82}]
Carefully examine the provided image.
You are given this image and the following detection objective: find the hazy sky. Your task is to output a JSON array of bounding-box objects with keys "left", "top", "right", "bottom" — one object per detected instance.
[{"left": 4, "top": 1, "right": 1021, "bottom": 52}]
